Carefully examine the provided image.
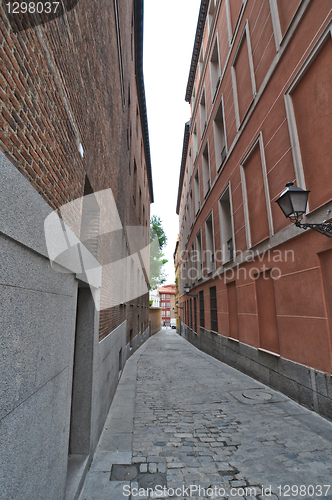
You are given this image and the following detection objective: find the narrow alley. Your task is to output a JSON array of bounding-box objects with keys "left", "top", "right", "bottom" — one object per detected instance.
[{"left": 79, "top": 330, "right": 332, "bottom": 500}]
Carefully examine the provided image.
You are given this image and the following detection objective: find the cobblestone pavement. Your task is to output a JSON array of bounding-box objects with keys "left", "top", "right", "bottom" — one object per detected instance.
[{"left": 79, "top": 330, "right": 332, "bottom": 500}]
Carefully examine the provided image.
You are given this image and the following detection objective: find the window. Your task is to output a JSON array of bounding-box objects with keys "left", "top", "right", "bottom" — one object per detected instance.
[
  {"left": 210, "top": 286, "right": 218, "bottom": 332},
  {"left": 200, "top": 89, "right": 207, "bottom": 138},
  {"left": 114, "top": 0, "right": 125, "bottom": 104},
  {"left": 192, "top": 85, "right": 196, "bottom": 110},
  {"left": 240, "top": 136, "right": 272, "bottom": 248},
  {"left": 231, "top": 25, "right": 256, "bottom": 127},
  {"left": 199, "top": 291, "right": 205, "bottom": 328},
  {"left": 190, "top": 299, "right": 193, "bottom": 329},
  {"left": 193, "top": 122, "right": 198, "bottom": 159},
  {"left": 205, "top": 213, "right": 215, "bottom": 274},
  {"left": 189, "top": 149, "right": 193, "bottom": 179},
  {"left": 191, "top": 242, "right": 195, "bottom": 284},
  {"left": 190, "top": 190, "right": 194, "bottom": 226},
  {"left": 194, "top": 297, "right": 197, "bottom": 333},
  {"left": 202, "top": 142, "right": 210, "bottom": 196},
  {"left": 219, "top": 185, "right": 234, "bottom": 264},
  {"left": 194, "top": 169, "right": 200, "bottom": 214},
  {"left": 199, "top": 47, "right": 204, "bottom": 78},
  {"left": 226, "top": 0, "right": 245, "bottom": 40},
  {"left": 161, "top": 294, "right": 165, "bottom": 300},
  {"left": 187, "top": 252, "right": 191, "bottom": 285},
  {"left": 136, "top": 106, "right": 139, "bottom": 137},
  {"left": 196, "top": 231, "right": 202, "bottom": 280},
  {"left": 214, "top": 99, "right": 227, "bottom": 171},
  {"left": 166, "top": 310, "right": 170, "bottom": 317},
  {"left": 208, "top": 0, "right": 216, "bottom": 31},
  {"left": 286, "top": 34, "right": 332, "bottom": 212},
  {"left": 210, "top": 37, "right": 220, "bottom": 101},
  {"left": 133, "top": 158, "right": 137, "bottom": 205}
]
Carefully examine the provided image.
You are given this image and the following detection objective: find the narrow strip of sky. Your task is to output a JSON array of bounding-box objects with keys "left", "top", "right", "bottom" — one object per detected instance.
[{"left": 143, "top": 0, "right": 201, "bottom": 282}]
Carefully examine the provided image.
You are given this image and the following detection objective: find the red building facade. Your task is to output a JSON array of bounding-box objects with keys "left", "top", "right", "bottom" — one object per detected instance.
[
  {"left": 177, "top": 0, "right": 332, "bottom": 420},
  {"left": 158, "top": 284, "right": 176, "bottom": 326}
]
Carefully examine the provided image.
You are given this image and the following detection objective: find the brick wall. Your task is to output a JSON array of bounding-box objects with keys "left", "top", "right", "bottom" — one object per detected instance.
[{"left": 0, "top": 0, "right": 152, "bottom": 341}]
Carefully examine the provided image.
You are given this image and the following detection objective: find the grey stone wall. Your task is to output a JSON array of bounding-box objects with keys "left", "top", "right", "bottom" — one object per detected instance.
[
  {"left": 0, "top": 159, "right": 78, "bottom": 500},
  {"left": 0, "top": 153, "right": 149, "bottom": 500},
  {"left": 180, "top": 323, "right": 332, "bottom": 421}
]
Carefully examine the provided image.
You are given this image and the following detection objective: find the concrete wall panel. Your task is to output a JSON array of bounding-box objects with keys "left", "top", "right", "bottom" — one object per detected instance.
[{"left": 180, "top": 325, "right": 332, "bottom": 421}]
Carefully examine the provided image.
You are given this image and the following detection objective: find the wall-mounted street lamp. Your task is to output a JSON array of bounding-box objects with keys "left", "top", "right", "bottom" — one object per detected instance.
[
  {"left": 276, "top": 182, "right": 332, "bottom": 238},
  {"left": 175, "top": 300, "right": 183, "bottom": 310},
  {"left": 184, "top": 283, "right": 198, "bottom": 297}
]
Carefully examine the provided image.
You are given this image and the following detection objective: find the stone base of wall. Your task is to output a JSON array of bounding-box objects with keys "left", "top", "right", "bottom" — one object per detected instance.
[
  {"left": 180, "top": 323, "right": 332, "bottom": 421},
  {"left": 149, "top": 307, "right": 162, "bottom": 336},
  {"left": 126, "top": 326, "right": 150, "bottom": 357}
]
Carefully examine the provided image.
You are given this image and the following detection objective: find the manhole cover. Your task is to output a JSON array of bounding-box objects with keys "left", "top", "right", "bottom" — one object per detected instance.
[
  {"left": 110, "top": 464, "right": 138, "bottom": 481},
  {"left": 138, "top": 473, "right": 166, "bottom": 489},
  {"left": 242, "top": 389, "right": 273, "bottom": 401},
  {"left": 230, "top": 388, "right": 287, "bottom": 405}
]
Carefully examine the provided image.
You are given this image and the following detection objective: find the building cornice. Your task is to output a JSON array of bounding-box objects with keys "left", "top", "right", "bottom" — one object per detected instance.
[
  {"left": 185, "top": 0, "right": 209, "bottom": 103},
  {"left": 176, "top": 121, "right": 190, "bottom": 215},
  {"left": 134, "top": 0, "right": 154, "bottom": 203}
]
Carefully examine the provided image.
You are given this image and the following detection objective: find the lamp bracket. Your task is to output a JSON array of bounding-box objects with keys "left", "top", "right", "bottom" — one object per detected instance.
[{"left": 295, "top": 220, "right": 332, "bottom": 238}]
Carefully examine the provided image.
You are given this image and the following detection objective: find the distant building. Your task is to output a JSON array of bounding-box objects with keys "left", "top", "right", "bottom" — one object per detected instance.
[
  {"left": 149, "top": 288, "right": 161, "bottom": 307},
  {"left": 173, "top": 236, "right": 180, "bottom": 330},
  {"left": 0, "top": 0, "right": 153, "bottom": 498},
  {"left": 177, "top": 0, "right": 332, "bottom": 420},
  {"left": 158, "top": 284, "right": 176, "bottom": 326}
]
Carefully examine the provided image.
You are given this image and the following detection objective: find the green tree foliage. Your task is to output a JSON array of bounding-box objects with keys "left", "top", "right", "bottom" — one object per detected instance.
[{"left": 150, "top": 215, "right": 168, "bottom": 290}]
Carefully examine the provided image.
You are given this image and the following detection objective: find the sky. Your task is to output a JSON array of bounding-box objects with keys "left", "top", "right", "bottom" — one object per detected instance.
[{"left": 143, "top": 0, "right": 201, "bottom": 284}]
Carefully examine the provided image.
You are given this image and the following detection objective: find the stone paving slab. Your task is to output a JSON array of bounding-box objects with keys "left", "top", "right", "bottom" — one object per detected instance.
[{"left": 79, "top": 330, "right": 332, "bottom": 500}]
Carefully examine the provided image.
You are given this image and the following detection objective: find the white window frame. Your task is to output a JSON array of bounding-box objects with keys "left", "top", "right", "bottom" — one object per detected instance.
[
  {"left": 269, "top": 0, "right": 311, "bottom": 51},
  {"left": 225, "top": 0, "right": 248, "bottom": 45},
  {"left": 194, "top": 167, "right": 200, "bottom": 215},
  {"left": 205, "top": 210, "right": 215, "bottom": 274},
  {"left": 284, "top": 24, "right": 332, "bottom": 214},
  {"left": 231, "top": 21, "right": 256, "bottom": 130},
  {"left": 213, "top": 94, "right": 228, "bottom": 173},
  {"left": 200, "top": 87, "right": 207, "bottom": 138},
  {"left": 219, "top": 182, "right": 236, "bottom": 265},
  {"left": 240, "top": 132, "right": 274, "bottom": 249},
  {"left": 196, "top": 230, "right": 203, "bottom": 281},
  {"left": 202, "top": 140, "right": 211, "bottom": 197},
  {"left": 210, "top": 34, "right": 221, "bottom": 102}
]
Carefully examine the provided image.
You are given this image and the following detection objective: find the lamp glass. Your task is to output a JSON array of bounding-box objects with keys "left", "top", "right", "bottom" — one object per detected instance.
[
  {"left": 184, "top": 283, "right": 190, "bottom": 293},
  {"left": 276, "top": 183, "right": 310, "bottom": 219},
  {"left": 276, "top": 191, "right": 293, "bottom": 218},
  {"left": 290, "top": 189, "right": 309, "bottom": 215}
]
